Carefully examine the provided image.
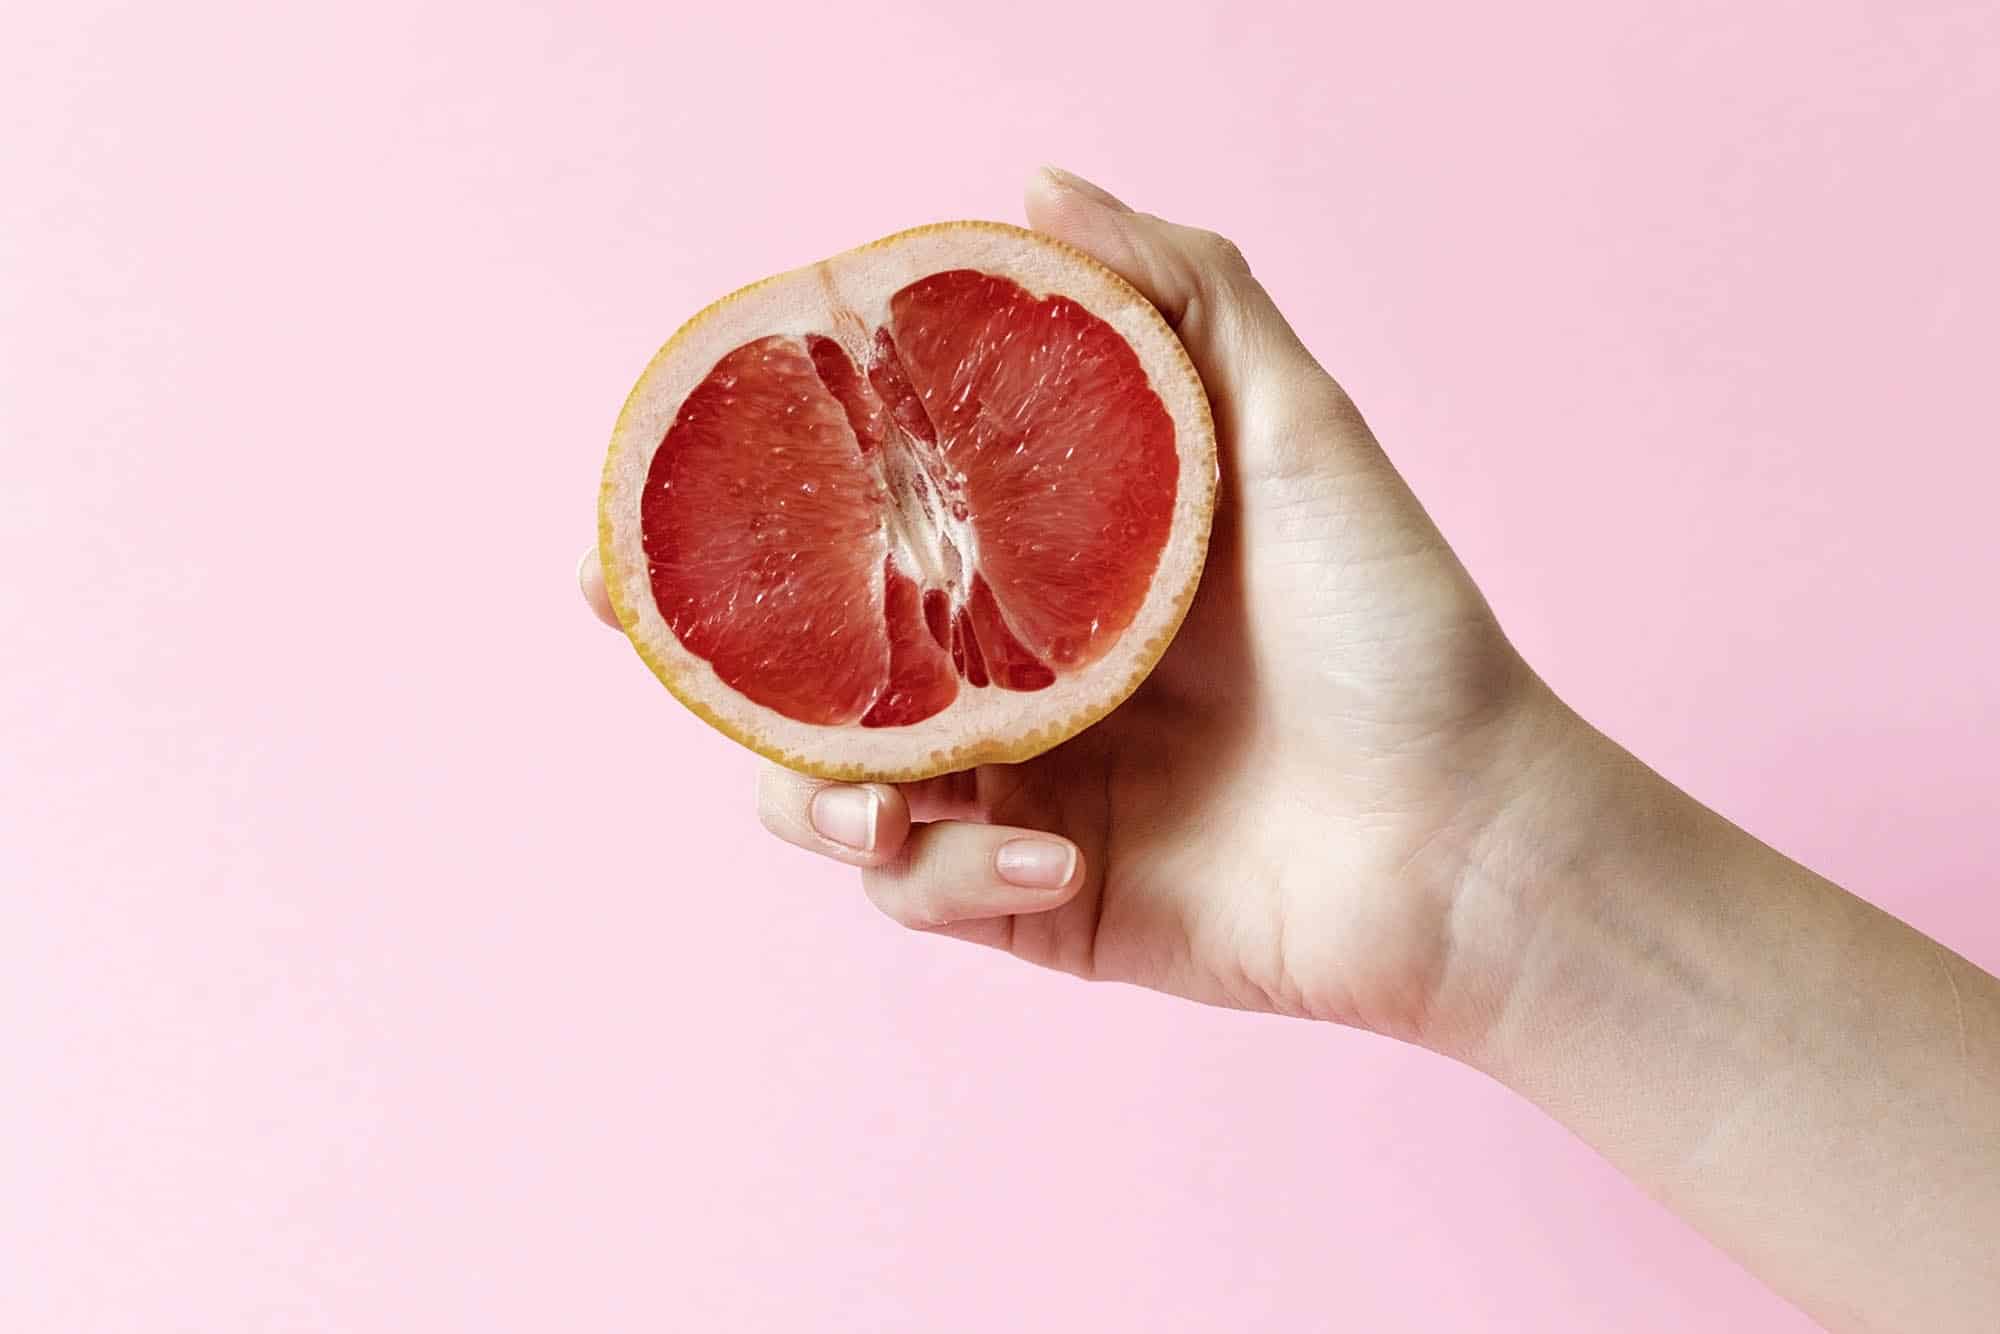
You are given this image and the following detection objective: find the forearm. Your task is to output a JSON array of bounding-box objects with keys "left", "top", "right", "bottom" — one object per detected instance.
[{"left": 1449, "top": 698, "right": 2000, "bottom": 1333}]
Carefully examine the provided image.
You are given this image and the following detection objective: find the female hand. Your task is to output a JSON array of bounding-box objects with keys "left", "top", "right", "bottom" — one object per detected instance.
[
  {"left": 580, "top": 167, "right": 1549, "bottom": 1049},
  {"left": 581, "top": 170, "right": 2000, "bottom": 1332}
]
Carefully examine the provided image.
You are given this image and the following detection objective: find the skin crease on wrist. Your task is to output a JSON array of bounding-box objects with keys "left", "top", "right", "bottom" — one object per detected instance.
[{"left": 580, "top": 168, "right": 2000, "bottom": 1333}]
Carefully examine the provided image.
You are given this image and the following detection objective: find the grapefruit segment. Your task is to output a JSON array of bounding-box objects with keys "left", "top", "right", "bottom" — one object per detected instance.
[
  {"left": 639, "top": 335, "right": 887, "bottom": 727},
  {"left": 805, "top": 334, "right": 888, "bottom": 454},
  {"left": 965, "top": 575, "right": 1058, "bottom": 692},
  {"left": 885, "top": 271, "right": 1179, "bottom": 671},
  {"left": 859, "top": 560, "right": 959, "bottom": 729},
  {"left": 601, "top": 222, "right": 1216, "bottom": 780}
]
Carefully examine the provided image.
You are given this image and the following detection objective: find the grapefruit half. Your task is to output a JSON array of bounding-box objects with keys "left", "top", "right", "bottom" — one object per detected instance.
[{"left": 598, "top": 221, "right": 1217, "bottom": 781}]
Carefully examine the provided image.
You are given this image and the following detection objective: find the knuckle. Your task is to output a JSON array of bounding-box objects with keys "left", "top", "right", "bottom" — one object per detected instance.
[
  {"left": 1269, "top": 365, "right": 1357, "bottom": 430},
  {"left": 862, "top": 866, "right": 950, "bottom": 931},
  {"left": 882, "top": 891, "right": 947, "bottom": 932},
  {"left": 753, "top": 779, "right": 789, "bottom": 835},
  {"left": 1195, "top": 228, "right": 1250, "bottom": 271},
  {"left": 754, "top": 765, "right": 814, "bottom": 836}
]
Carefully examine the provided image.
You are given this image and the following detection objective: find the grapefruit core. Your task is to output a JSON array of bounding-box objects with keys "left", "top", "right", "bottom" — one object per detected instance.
[{"left": 598, "top": 222, "right": 1217, "bottom": 781}]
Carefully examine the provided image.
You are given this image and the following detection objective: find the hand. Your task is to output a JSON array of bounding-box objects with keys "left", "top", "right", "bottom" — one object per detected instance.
[
  {"left": 580, "top": 167, "right": 1553, "bottom": 1047},
  {"left": 581, "top": 170, "right": 2000, "bottom": 1331}
]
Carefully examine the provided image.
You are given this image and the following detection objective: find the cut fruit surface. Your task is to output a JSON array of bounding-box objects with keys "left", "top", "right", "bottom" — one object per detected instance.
[{"left": 600, "top": 222, "right": 1216, "bottom": 780}]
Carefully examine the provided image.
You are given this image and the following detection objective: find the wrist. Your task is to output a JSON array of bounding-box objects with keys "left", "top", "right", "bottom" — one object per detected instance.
[
  {"left": 1417, "top": 684, "right": 1801, "bottom": 1090},
  {"left": 1404, "top": 680, "right": 1684, "bottom": 1066}
]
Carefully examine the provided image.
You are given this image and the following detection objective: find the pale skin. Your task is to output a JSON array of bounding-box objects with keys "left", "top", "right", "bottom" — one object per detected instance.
[{"left": 579, "top": 168, "right": 2000, "bottom": 1332}]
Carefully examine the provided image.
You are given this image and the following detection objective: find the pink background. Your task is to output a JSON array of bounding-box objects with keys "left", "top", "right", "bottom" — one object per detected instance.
[{"left": 6, "top": 2, "right": 1998, "bottom": 1330}]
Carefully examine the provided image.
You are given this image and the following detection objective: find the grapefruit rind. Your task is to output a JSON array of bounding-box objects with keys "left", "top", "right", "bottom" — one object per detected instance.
[{"left": 598, "top": 221, "right": 1217, "bottom": 782}]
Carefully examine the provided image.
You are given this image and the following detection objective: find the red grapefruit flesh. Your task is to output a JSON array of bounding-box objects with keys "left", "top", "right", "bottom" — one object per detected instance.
[{"left": 600, "top": 222, "right": 1216, "bottom": 781}]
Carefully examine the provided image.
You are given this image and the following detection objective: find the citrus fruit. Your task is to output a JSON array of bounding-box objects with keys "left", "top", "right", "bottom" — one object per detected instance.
[{"left": 598, "top": 221, "right": 1217, "bottom": 781}]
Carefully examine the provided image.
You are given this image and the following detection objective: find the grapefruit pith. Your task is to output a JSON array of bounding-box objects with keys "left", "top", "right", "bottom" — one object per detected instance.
[{"left": 599, "top": 221, "right": 1217, "bottom": 781}]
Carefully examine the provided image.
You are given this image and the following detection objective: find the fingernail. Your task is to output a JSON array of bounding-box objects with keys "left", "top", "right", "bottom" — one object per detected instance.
[
  {"left": 810, "top": 787, "right": 878, "bottom": 852},
  {"left": 1041, "top": 165, "right": 1128, "bottom": 210},
  {"left": 995, "top": 837, "right": 1076, "bottom": 890}
]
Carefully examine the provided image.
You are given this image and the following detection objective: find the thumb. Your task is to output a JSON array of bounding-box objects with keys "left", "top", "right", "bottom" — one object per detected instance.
[{"left": 1023, "top": 167, "right": 1351, "bottom": 442}]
